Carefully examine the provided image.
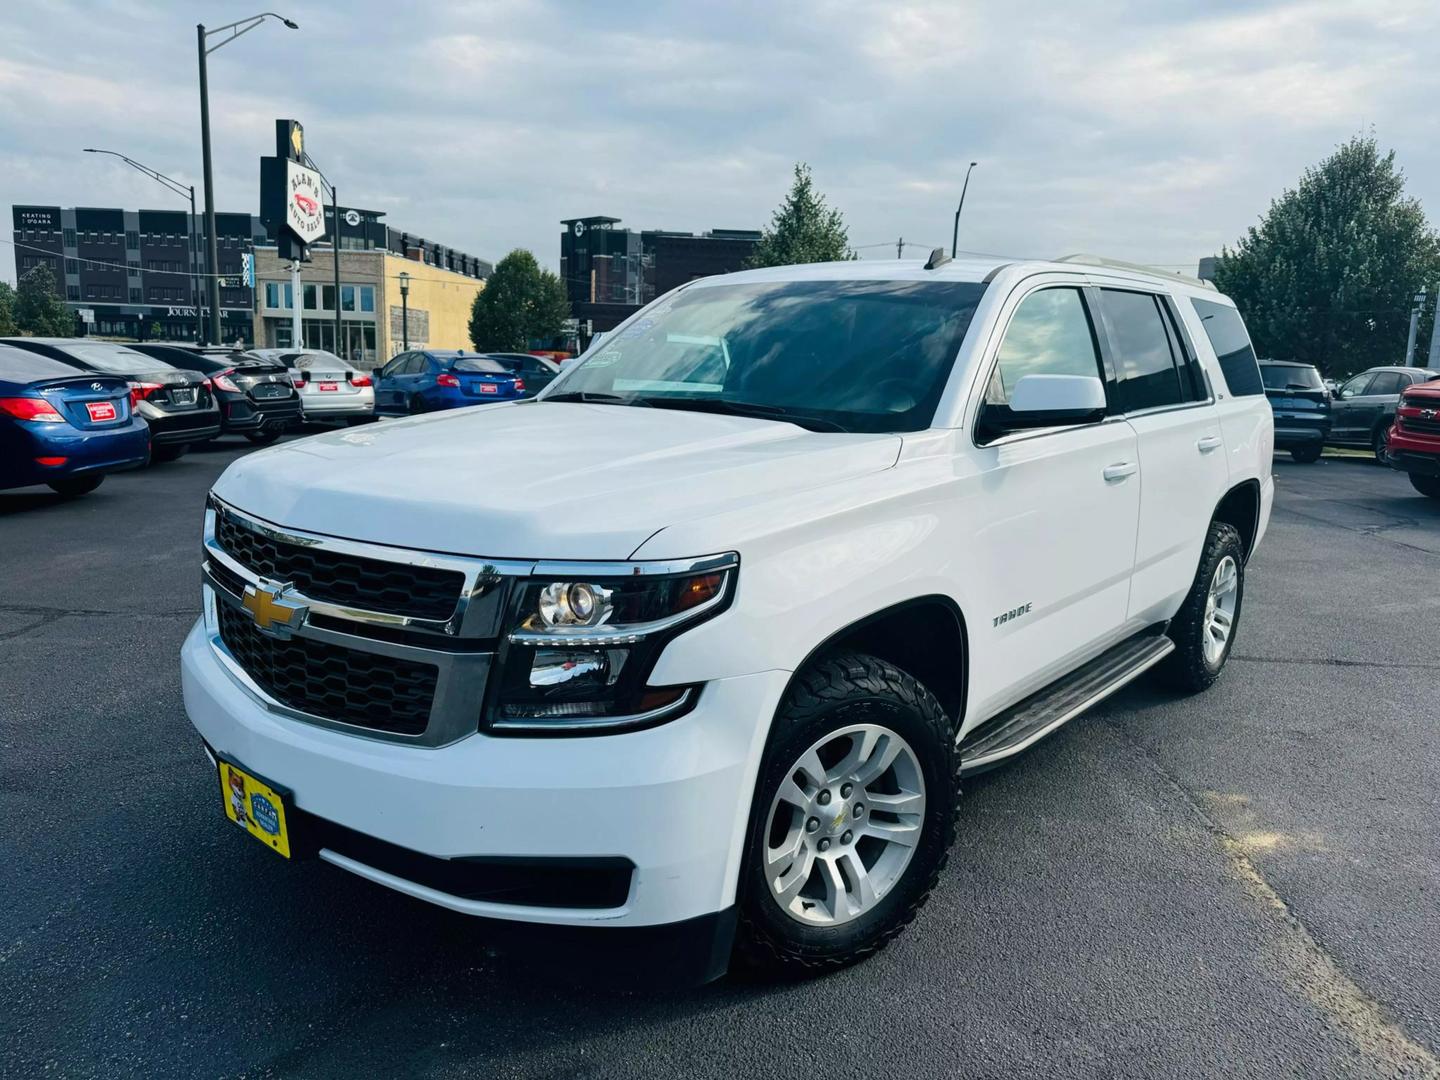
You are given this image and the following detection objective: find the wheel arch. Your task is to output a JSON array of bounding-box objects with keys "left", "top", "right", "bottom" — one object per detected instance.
[
  {"left": 780, "top": 595, "right": 969, "bottom": 727},
  {"left": 1212, "top": 479, "right": 1262, "bottom": 563}
]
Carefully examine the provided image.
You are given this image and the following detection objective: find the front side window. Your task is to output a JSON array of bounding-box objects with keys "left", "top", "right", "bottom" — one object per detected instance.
[
  {"left": 1339, "top": 373, "right": 1373, "bottom": 398},
  {"left": 551, "top": 279, "right": 987, "bottom": 433},
  {"left": 1102, "top": 289, "right": 1185, "bottom": 412},
  {"left": 983, "top": 287, "right": 1102, "bottom": 406}
]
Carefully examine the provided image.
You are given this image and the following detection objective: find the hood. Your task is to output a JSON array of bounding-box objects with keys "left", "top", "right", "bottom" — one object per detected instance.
[{"left": 212, "top": 401, "right": 902, "bottom": 559}]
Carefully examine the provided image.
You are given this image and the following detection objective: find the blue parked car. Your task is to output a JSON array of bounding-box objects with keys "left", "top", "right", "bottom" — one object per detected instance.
[
  {"left": 373, "top": 350, "right": 525, "bottom": 416},
  {"left": 0, "top": 343, "right": 149, "bottom": 496}
]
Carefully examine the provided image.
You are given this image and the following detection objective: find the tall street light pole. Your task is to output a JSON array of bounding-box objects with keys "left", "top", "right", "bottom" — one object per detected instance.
[
  {"left": 951, "top": 161, "right": 979, "bottom": 258},
  {"left": 198, "top": 13, "right": 298, "bottom": 345},
  {"left": 83, "top": 148, "right": 203, "bottom": 345},
  {"left": 399, "top": 271, "right": 411, "bottom": 350}
]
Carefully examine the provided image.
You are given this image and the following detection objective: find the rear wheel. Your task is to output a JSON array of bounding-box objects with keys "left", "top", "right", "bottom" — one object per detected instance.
[
  {"left": 408, "top": 393, "right": 428, "bottom": 415},
  {"left": 734, "top": 652, "right": 958, "bottom": 977},
  {"left": 1409, "top": 473, "right": 1440, "bottom": 499},
  {"left": 1290, "top": 445, "right": 1322, "bottom": 463},
  {"left": 151, "top": 443, "right": 188, "bottom": 463},
  {"left": 245, "top": 430, "right": 281, "bottom": 446},
  {"left": 1161, "top": 521, "right": 1244, "bottom": 694},
  {"left": 1373, "top": 425, "right": 1394, "bottom": 466},
  {"left": 47, "top": 475, "right": 103, "bottom": 497}
]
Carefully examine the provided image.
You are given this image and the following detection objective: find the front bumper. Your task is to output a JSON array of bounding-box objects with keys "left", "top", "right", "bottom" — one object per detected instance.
[{"left": 180, "top": 615, "right": 783, "bottom": 931}]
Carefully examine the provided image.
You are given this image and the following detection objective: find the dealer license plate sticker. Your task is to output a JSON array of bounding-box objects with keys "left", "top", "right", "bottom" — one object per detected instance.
[{"left": 218, "top": 759, "right": 292, "bottom": 858}]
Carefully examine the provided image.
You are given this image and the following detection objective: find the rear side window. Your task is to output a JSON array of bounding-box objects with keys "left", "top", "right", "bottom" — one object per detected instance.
[
  {"left": 1366, "top": 372, "right": 1404, "bottom": 397},
  {"left": 984, "top": 287, "right": 1103, "bottom": 405},
  {"left": 1101, "top": 289, "right": 1185, "bottom": 412},
  {"left": 1191, "top": 299, "right": 1264, "bottom": 397}
]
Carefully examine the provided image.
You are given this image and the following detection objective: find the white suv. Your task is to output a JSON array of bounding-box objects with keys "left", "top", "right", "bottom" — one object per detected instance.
[{"left": 182, "top": 253, "right": 1273, "bottom": 981}]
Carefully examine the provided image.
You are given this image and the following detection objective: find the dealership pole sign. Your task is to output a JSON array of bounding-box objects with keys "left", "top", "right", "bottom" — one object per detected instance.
[{"left": 260, "top": 119, "right": 326, "bottom": 262}]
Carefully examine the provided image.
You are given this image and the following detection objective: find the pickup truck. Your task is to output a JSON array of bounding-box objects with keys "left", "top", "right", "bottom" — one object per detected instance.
[
  {"left": 182, "top": 253, "right": 1273, "bottom": 982},
  {"left": 1388, "top": 378, "right": 1440, "bottom": 498}
]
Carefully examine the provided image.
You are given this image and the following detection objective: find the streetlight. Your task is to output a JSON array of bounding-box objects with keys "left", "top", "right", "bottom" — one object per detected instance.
[
  {"left": 197, "top": 12, "right": 298, "bottom": 345},
  {"left": 398, "top": 271, "right": 411, "bottom": 350},
  {"left": 83, "top": 148, "right": 203, "bottom": 345},
  {"left": 951, "top": 161, "right": 979, "bottom": 258}
]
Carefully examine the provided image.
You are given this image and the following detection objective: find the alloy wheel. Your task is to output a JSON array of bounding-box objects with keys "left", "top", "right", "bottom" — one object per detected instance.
[
  {"left": 763, "top": 724, "right": 926, "bottom": 927},
  {"left": 1202, "top": 555, "right": 1239, "bottom": 666}
]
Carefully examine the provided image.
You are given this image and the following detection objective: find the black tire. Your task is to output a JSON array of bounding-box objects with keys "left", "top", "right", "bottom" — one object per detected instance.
[
  {"left": 408, "top": 393, "right": 427, "bottom": 415},
  {"left": 1161, "top": 521, "right": 1245, "bottom": 694},
  {"left": 151, "top": 443, "right": 188, "bottom": 463},
  {"left": 733, "top": 652, "right": 959, "bottom": 977},
  {"left": 1290, "top": 445, "right": 1322, "bottom": 463},
  {"left": 245, "top": 430, "right": 281, "bottom": 446},
  {"left": 1410, "top": 473, "right": 1440, "bottom": 499},
  {"left": 1373, "top": 425, "right": 1394, "bottom": 466},
  {"left": 47, "top": 475, "right": 103, "bottom": 497}
]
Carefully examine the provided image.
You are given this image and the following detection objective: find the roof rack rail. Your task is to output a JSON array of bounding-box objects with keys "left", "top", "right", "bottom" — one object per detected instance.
[{"left": 1054, "top": 253, "right": 1216, "bottom": 290}]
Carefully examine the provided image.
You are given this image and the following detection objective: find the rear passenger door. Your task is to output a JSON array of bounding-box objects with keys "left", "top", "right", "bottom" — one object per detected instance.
[{"left": 1095, "top": 286, "right": 1231, "bottom": 625}]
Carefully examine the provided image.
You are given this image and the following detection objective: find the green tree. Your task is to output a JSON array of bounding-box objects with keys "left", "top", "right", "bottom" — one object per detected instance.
[
  {"left": 468, "top": 249, "right": 570, "bottom": 351},
  {"left": 1213, "top": 134, "right": 1440, "bottom": 378},
  {"left": 15, "top": 264, "right": 76, "bottom": 336},
  {"left": 0, "top": 280, "right": 16, "bottom": 335},
  {"left": 746, "top": 162, "right": 856, "bottom": 269}
]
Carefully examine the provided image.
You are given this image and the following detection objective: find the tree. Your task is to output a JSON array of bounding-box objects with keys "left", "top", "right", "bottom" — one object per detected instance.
[
  {"left": 468, "top": 249, "right": 570, "bottom": 352},
  {"left": 0, "top": 281, "right": 16, "bottom": 336},
  {"left": 746, "top": 162, "right": 856, "bottom": 268},
  {"left": 1213, "top": 134, "right": 1440, "bottom": 378},
  {"left": 15, "top": 264, "right": 76, "bottom": 336}
]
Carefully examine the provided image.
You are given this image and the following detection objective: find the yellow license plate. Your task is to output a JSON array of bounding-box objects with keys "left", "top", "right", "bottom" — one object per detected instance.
[{"left": 218, "top": 759, "right": 292, "bottom": 859}]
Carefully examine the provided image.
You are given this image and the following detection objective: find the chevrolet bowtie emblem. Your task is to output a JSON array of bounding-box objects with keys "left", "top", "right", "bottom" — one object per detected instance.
[{"left": 241, "top": 582, "right": 306, "bottom": 638}]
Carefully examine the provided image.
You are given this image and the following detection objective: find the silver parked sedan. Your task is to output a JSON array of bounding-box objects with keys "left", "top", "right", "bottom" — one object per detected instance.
[{"left": 253, "top": 349, "right": 375, "bottom": 424}]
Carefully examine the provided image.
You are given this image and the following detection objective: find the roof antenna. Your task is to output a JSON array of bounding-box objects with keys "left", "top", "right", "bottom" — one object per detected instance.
[{"left": 924, "top": 247, "right": 951, "bottom": 270}]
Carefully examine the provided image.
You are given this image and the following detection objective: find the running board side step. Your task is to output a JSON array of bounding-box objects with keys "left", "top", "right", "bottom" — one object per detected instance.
[{"left": 959, "top": 631, "right": 1174, "bottom": 775}]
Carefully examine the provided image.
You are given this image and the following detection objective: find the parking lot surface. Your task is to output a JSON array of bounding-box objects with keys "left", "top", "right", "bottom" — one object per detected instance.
[{"left": 2, "top": 443, "right": 1438, "bottom": 1079}]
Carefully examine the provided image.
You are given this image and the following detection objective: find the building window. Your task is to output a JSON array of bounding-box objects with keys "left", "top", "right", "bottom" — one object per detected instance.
[
  {"left": 130, "top": 287, "right": 142, "bottom": 303},
  {"left": 341, "top": 285, "right": 355, "bottom": 311},
  {"left": 303, "top": 284, "right": 317, "bottom": 310},
  {"left": 63, "top": 228, "right": 76, "bottom": 247},
  {"left": 126, "top": 231, "right": 139, "bottom": 250},
  {"left": 67, "top": 285, "right": 80, "bottom": 300},
  {"left": 322, "top": 285, "right": 336, "bottom": 311},
  {"left": 265, "top": 282, "right": 281, "bottom": 309},
  {"left": 359, "top": 285, "right": 374, "bottom": 312},
  {"left": 64, "top": 258, "right": 77, "bottom": 274}
]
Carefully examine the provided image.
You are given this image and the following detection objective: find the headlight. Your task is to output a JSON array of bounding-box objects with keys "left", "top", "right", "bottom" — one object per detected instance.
[{"left": 489, "top": 557, "right": 737, "bottom": 733}]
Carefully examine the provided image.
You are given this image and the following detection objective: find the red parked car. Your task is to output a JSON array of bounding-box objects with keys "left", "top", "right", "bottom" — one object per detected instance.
[{"left": 1388, "top": 380, "right": 1440, "bottom": 498}]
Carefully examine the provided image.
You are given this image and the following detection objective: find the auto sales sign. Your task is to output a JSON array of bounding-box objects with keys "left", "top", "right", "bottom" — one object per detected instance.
[{"left": 286, "top": 160, "right": 326, "bottom": 245}]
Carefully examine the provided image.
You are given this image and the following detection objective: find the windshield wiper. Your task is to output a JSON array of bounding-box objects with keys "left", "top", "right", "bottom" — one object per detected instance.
[
  {"left": 631, "top": 396, "right": 848, "bottom": 433},
  {"left": 543, "top": 390, "right": 650, "bottom": 406}
]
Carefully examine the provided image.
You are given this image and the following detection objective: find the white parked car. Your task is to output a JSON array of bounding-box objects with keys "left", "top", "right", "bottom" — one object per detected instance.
[
  {"left": 250, "top": 349, "right": 375, "bottom": 423},
  {"left": 183, "top": 253, "right": 1273, "bottom": 982}
]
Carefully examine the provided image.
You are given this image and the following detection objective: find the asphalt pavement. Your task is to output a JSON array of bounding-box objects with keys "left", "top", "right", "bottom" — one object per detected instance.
[{"left": 2, "top": 441, "right": 1438, "bottom": 1079}]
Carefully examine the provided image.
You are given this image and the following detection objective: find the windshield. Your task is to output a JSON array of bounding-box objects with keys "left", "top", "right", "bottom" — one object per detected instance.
[
  {"left": 1260, "top": 364, "right": 1323, "bottom": 390},
  {"left": 546, "top": 279, "right": 988, "bottom": 432},
  {"left": 453, "top": 357, "right": 507, "bottom": 374},
  {"left": 290, "top": 352, "right": 346, "bottom": 370}
]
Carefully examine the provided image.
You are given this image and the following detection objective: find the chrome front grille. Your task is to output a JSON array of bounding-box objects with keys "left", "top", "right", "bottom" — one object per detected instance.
[{"left": 201, "top": 497, "right": 530, "bottom": 746}]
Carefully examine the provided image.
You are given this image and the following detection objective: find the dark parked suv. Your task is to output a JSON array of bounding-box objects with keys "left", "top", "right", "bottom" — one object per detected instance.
[
  {"left": 1259, "top": 360, "right": 1330, "bottom": 462},
  {"left": 0, "top": 338, "right": 219, "bottom": 462},
  {"left": 131, "top": 344, "right": 301, "bottom": 445},
  {"left": 1329, "top": 365, "right": 1440, "bottom": 463}
]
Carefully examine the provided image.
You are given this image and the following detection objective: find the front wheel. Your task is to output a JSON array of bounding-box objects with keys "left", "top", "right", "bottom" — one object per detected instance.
[
  {"left": 735, "top": 652, "right": 958, "bottom": 977},
  {"left": 1161, "top": 521, "right": 1245, "bottom": 694},
  {"left": 47, "top": 475, "right": 103, "bottom": 497},
  {"left": 1410, "top": 473, "right": 1440, "bottom": 499}
]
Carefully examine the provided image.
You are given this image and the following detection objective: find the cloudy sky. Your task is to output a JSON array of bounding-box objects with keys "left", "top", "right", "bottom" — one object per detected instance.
[{"left": 3, "top": 0, "right": 1439, "bottom": 284}]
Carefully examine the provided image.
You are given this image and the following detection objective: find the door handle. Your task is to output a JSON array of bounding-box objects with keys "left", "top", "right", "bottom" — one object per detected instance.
[
  {"left": 1197, "top": 435, "right": 1222, "bottom": 453},
  {"left": 1102, "top": 462, "right": 1137, "bottom": 482}
]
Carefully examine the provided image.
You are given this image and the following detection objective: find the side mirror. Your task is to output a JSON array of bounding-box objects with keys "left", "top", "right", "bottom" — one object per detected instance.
[{"left": 979, "top": 374, "right": 1107, "bottom": 442}]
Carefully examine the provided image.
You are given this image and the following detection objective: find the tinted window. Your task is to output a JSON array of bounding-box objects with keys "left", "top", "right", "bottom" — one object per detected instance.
[
  {"left": 556, "top": 279, "right": 988, "bottom": 433},
  {"left": 1191, "top": 299, "right": 1263, "bottom": 397},
  {"left": 1366, "top": 372, "right": 1404, "bottom": 397},
  {"left": 45, "top": 344, "right": 177, "bottom": 376},
  {"left": 1103, "top": 289, "right": 1184, "bottom": 412},
  {"left": 453, "top": 357, "right": 507, "bottom": 374},
  {"left": 983, "top": 288, "right": 1101, "bottom": 405},
  {"left": 1260, "top": 365, "right": 1323, "bottom": 390}
]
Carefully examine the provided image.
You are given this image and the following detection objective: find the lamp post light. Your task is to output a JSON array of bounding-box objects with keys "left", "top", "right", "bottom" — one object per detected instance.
[
  {"left": 197, "top": 12, "right": 298, "bottom": 345},
  {"left": 951, "top": 161, "right": 979, "bottom": 258},
  {"left": 83, "top": 148, "right": 203, "bottom": 345},
  {"left": 398, "top": 271, "right": 411, "bottom": 350}
]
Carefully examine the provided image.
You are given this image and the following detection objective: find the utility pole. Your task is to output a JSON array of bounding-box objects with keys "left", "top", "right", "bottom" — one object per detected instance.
[
  {"left": 1427, "top": 288, "right": 1440, "bottom": 370},
  {"left": 897, "top": 237, "right": 904, "bottom": 259},
  {"left": 1404, "top": 288, "right": 1426, "bottom": 366},
  {"left": 290, "top": 261, "right": 302, "bottom": 348}
]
